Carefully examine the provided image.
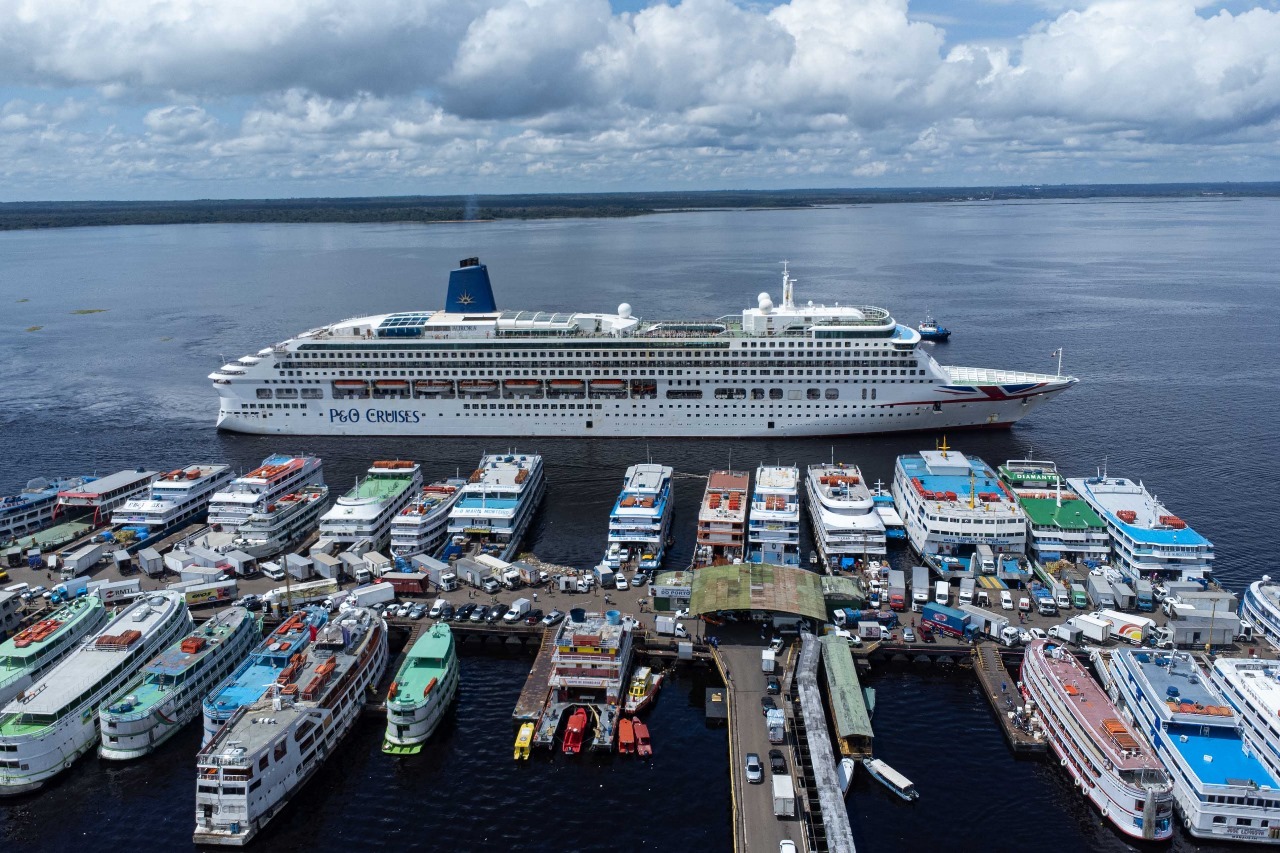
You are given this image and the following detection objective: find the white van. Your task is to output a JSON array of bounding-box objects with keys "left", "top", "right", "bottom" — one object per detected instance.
[
  {"left": 429, "top": 598, "right": 448, "bottom": 619},
  {"left": 4, "top": 582, "right": 30, "bottom": 595},
  {"left": 262, "top": 564, "right": 286, "bottom": 581},
  {"left": 934, "top": 581, "right": 948, "bottom": 606},
  {"left": 1000, "top": 590, "right": 1014, "bottom": 610}
]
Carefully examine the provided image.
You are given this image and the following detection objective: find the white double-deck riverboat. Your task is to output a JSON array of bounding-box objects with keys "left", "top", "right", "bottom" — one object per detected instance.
[
  {"left": 605, "top": 463, "right": 674, "bottom": 570},
  {"left": 443, "top": 454, "right": 545, "bottom": 562},
  {"left": 389, "top": 478, "right": 466, "bottom": 558},
  {"left": 0, "top": 596, "right": 108, "bottom": 707},
  {"left": 747, "top": 465, "right": 801, "bottom": 566},
  {"left": 211, "top": 258, "right": 1075, "bottom": 437},
  {"left": 0, "top": 591, "right": 190, "bottom": 795},
  {"left": 110, "top": 465, "right": 234, "bottom": 550},
  {"left": 805, "top": 462, "right": 886, "bottom": 570},
  {"left": 318, "top": 460, "right": 421, "bottom": 552},
  {"left": 206, "top": 455, "right": 324, "bottom": 532},
  {"left": 193, "top": 606, "right": 387, "bottom": 847},
  {"left": 230, "top": 485, "right": 330, "bottom": 560}
]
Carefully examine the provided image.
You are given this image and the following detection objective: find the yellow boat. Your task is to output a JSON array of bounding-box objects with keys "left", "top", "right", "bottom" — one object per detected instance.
[{"left": 513, "top": 721, "right": 534, "bottom": 760}]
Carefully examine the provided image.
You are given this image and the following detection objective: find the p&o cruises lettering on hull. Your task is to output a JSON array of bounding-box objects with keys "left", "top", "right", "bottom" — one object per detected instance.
[{"left": 212, "top": 258, "right": 1077, "bottom": 438}]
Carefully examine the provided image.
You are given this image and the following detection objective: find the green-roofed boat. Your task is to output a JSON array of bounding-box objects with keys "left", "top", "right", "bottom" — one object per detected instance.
[
  {"left": 0, "top": 595, "right": 108, "bottom": 708},
  {"left": 997, "top": 459, "right": 1110, "bottom": 566},
  {"left": 99, "top": 605, "right": 259, "bottom": 760},
  {"left": 383, "top": 621, "right": 458, "bottom": 754}
]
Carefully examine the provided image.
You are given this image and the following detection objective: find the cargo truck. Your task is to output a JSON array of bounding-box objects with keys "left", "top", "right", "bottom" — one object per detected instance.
[
  {"left": 958, "top": 577, "right": 976, "bottom": 606},
  {"left": 921, "top": 602, "right": 971, "bottom": 639},
  {"left": 1051, "top": 581, "right": 1071, "bottom": 610},
  {"left": 887, "top": 569, "right": 907, "bottom": 612},
  {"left": 1031, "top": 584, "right": 1057, "bottom": 616},
  {"left": 1049, "top": 622, "right": 1083, "bottom": 645},
  {"left": 85, "top": 578, "right": 141, "bottom": 604},
  {"left": 958, "top": 603, "right": 1010, "bottom": 643},
  {"left": 348, "top": 582, "right": 396, "bottom": 608},
  {"left": 1093, "top": 609, "right": 1155, "bottom": 645},
  {"left": 1134, "top": 579, "right": 1155, "bottom": 612},
  {"left": 503, "top": 598, "right": 531, "bottom": 623},
  {"left": 772, "top": 775, "right": 796, "bottom": 818},
  {"left": 911, "top": 566, "right": 930, "bottom": 611},
  {"left": 264, "top": 577, "right": 339, "bottom": 609},
  {"left": 60, "top": 542, "right": 106, "bottom": 577},
  {"left": 761, "top": 649, "right": 776, "bottom": 673},
  {"left": 184, "top": 579, "right": 238, "bottom": 607},
  {"left": 934, "top": 581, "right": 949, "bottom": 606},
  {"left": 766, "top": 708, "right": 786, "bottom": 744},
  {"left": 1111, "top": 582, "right": 1136, "bottom": 612},
  {"left": 1086, "top": 575, "right": 1116, "bottom": 609},
  {"left": 1073, "top": 613, "right": 1111, "bottom": 644},
  {"left": 857, "top": 621, "right": 886, "bottom": 641},
  {"left": 655, "top": 616, "right": 688, "bottom": 638},
  {"left": 1069, "top": 582, "right": 1089, "bottom": 609}
]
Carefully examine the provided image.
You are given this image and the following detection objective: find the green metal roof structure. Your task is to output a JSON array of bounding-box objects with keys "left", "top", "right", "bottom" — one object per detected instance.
[
  {"left": 688, "top": 563, "right": 827, "bottom": 621},
  {"left": 819, "top": 634, "right": 874, "bottom": 756}
]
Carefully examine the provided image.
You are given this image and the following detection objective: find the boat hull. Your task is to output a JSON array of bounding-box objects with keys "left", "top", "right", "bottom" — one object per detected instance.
[{"left": 216, "top": 382, "right": 1071, "bottom": 437}]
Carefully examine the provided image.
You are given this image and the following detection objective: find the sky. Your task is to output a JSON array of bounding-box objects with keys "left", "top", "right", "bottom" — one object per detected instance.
[{"left": 1, "top": 0, "right": 1278, "bottom": 200}]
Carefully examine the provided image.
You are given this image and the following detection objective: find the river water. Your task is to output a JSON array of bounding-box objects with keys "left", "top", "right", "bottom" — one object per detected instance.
[{"left": 1, "top": 197, "right": 1277, "bottom": 851}]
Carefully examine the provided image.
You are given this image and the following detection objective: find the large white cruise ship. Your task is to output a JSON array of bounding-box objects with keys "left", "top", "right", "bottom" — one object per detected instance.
[
  {"left": 110, "top": 464, "right": 234, "bottom": 550},
  {"left": 1067, "top": 474, "right": 1214, "bottom": 582},
  {"left": 317, "top": 460, "right": 422, "bottom": 551},
  {"left": 442, "top": 453, "right": 545, "bottom": 562},
  {"left": 210, "top": 258, "right": 1076, "bottom": 438},
  {"left": 193, "top": 606, "right": 387, "bottom": 846},
  {"left": 747, "top": 465, "right": 801, "bottom": 566},
  {"left": 1107, "top": 649, "right": 1280, "bottom": 844},
  {"left": 805, "top": 462, "right": 886, "bottom": 571},
  {"left": 206, "top": 454, "right": 324, "bottom": 531},
  {"left": 0, "top": 591, "right": 190, "bottom": 795}
]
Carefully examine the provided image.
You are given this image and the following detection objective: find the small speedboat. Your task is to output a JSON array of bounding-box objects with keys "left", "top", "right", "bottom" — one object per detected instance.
[
  {"left": 513, "top": 722, "right": 533, "bottom": 760},
  {"left": 917, "top": 313, "right": 951, "bottom": 342},
  {"left": 563, "top": 708, "right": 587, "bottom": 755},
  {"left": 618, "top": 717, "right": 636, "bottom": 754},
  {"left": 863, "top": 757, "right": 919, "bottom": 801},
  {"left": 633, "top": 719, "right": 652, "bottom": 757}
]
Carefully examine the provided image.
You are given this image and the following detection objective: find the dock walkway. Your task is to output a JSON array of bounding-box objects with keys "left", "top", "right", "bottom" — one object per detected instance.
[
  {"left": 795, "top": 633, "right": 856, "bottom": 853},
  {"left": 514, "top": 626, "right": 558, "bottom": 724},
  {"left": 972, "top": 642, "right": 1047, "bottom": 755}
]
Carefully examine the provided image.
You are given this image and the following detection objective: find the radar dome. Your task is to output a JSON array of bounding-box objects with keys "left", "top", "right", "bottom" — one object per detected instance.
[
  {"left": 757, "top": 293, "right": 774, "bottom": 311},
  {"left": 618, "top": 303, "right": 632, "bottom": 319}
]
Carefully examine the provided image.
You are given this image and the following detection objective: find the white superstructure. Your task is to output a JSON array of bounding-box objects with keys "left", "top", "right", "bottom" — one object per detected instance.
[
  {"left": 389, "top": 478, "right": 466, "bottom": 558},
  {"left": 1109, "top": 649, "right": 1280, "bottom": 843},
  {"left": 805, "top": 463, "right": 886, "bottom": 570},
  {"left": 318, "top": 460, "right": 422, "bottom": 551},
  {"left": 747, "top": 465, "right": 801, "bottom": 566},
  {"left": 1068, "top": 475, "right": 1214, "bottom": 582},
  {"left": 110, "top": 464, "right": 234, "bottom": 548},
  {"left": 206, "top": 454, "right": 324, "bottom": 530},
  {"left": 0, "top": 476, "right": 93, "bottom": 541},
  {"left": 0, "top": 591, "right": 190, "bottom": 795},
  {"left": 193, "top": 606, "right": 387, "bottom": 846},
  {"left": 443, "top": 454, "right": 545, "bottom": 563},
  {"left": 211, "top": 258, "right": 1076, "bottom": 438},
  {"left": 1212, "top": 659, "right": 1280, "bottom": 791},
  {"left": 892, "top": 444, "right": 1026, "bottom": 571},
  {"left": 229, "top": 485, "right": 330, "bottom": 560},
  {"left": 606, "top": 463, "right": 674, "bottom": 570},
  {"left": 1242, "top": 577, "right": 1280, "bottom": 653}
]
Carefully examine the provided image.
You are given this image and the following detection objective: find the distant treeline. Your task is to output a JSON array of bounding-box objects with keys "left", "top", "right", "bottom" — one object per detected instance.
[{"left": 1, "top": 184, "right": 1277, "bottom": 230}]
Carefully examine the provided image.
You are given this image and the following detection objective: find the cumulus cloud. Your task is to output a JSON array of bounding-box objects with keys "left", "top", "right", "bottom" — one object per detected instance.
[{"left": 0, "top": 0, "right": 1277, "bottom": 198}]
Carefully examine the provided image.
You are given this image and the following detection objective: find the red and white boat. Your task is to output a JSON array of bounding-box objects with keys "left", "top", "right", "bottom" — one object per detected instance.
[
  {"left": 562, "top": 708, "right": 587, "bottom": 755},
  {"left": 1020, "top": 640, "right": 1174, "bottom": 841},
  {"left": 633, "top": 719, "right": 652, "bottom": 757},
  {"left": 624, "top": 666, "right": 664, "bottom": 715}
]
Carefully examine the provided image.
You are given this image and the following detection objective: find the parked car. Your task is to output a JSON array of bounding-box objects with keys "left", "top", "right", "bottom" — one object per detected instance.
[
  {"left": 484, "top": 603, "right": 505, "bottom": 623},
  {"left": 903, "top": 627, "right": 916, "bottom": 643},
  {"left": 632, "top": 573, "right": 647, "bottom": 587},
  {"left": 616, "top": 575, "right": 629, "bottom": 591},
  {"left": 524, "top": 608, "right": 544, "bottom": 625},
  {"left": 470, "top": 605, "right": 488, "bottom": 623},
  {"left": 397, "top": 603, "right": 412, "bottom": 618},
  {"left": 769, "top": 748, "right": 787, "bottom": 774},
  {"left": 455, "top": 603, "right": 478, "bottom": 622},
  {"left": 439, "top": 603, "right": 455, "bottom": 620},
  {"left": 1029, "top": 627, "right": 1048, "bottom": 640},
  {"left": 919, "top": 624, "right": 936, "bottom": 643},
  {"left": 766, "top": 677, "right": 781, "bottom": 695},
  {"left": 408, "top": 604, "right": 426, "bottom": 620},
  {"left": 780, "top": 841, "right": 797, "bottom": 853},
  {"left": 542, "top": 609, "right": 565, "bottom": 626},
  {"left": 760, "top": 696, "right": 778, "bottom": 715},
  {"left": 745, "top": 752, "right": 763, "bottom": 783}
]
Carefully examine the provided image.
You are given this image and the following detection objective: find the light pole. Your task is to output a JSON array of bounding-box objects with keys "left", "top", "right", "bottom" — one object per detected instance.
[{"left": 1205, "top": 596, "right": 1217, "bottom": 656}]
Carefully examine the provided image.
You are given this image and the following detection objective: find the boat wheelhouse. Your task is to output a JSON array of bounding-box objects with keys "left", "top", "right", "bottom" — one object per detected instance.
[
  {"left": 695, "top": 470, "right": 749, "bottom": 567},
  {"left": 1020, "top": 640, "right": 1174, "bottom": 841},
  {"left": 606, "top": 463, "right": 674, "bottom": 571},
  {"left": 998, "top": 459, "right": 1110, "bottom": 566},
  {"left": 0, "top": 591, "right": 191, "bottom": 795},
  {"left": 211, "top": 258, "right": 1076, "bottom": 437},
  {"left": 747, "top": 465, "right": 801, "bottom": 566},
  {"left": 443, "top": 453, "right": 545, "bottom": 563},
  {"left": 206, "top": 454, "right": 324, "bottom": 531},
  {"left": 193, "top": 606, "right": 387, "bottom": 846},
  {"left": 383, "top": 621, "right": 459, "bottom": 754},
  {"left": 99, "top": 605, "right": 259, "bottom": 760},
  {"left": 318, "top": 459, "right": 422, "bottom": 552},
  {"left": 805, "top": 462, "right": 886, "bottom": 571},
  {"left": 1107, "top": 649, "right": 1280, "bottom": 844},
  {"left": 0, "top": 596, "right": 108, "bottom": 707},
  {"left": 892, "top": 443, "right": 1026, "bottom": 575},
  {"left": 389, "top": 478, "right": 467, "bottom": 559},
  {"left": 1068, "top": 475, "right": 1213, "bottom": 583},
  {"left": 109, "top": 464, "right": 234, "bottom": 550}
]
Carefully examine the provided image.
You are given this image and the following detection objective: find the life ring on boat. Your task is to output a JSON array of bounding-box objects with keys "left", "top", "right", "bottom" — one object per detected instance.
[
  {"left": 1184, "top": 817, "right": 1191, "bottom": 830},
  {"left": 1101, "top": 806, "right": 1109, "bottom": 819},
  {"left": 1060, "top": 757, "right": 1067, "bottom": 767}
]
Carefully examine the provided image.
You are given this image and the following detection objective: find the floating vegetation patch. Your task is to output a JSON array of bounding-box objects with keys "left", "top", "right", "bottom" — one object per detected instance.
[
  {"left": 17, "top": 297, "right": 29, "bottom": 302},
  {"left": 70, "top": 308, "right": 107, "bottom": 315},
  {"left": 26, "top": 325, "right": 42, "bottom": 332}
]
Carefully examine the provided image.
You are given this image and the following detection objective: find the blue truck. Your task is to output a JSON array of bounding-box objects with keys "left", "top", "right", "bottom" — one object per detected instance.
[
  {"left": 1030, "top": 583, "right": 1057, "bottom": 616},
  {"left": 921, "top": 602, "right": 972, "bottom": 640}
]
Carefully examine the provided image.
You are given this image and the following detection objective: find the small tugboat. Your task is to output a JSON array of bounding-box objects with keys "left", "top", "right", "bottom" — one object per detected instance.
[
  {"left": 513, "top": 722, "right": 533, "bottom": 760},
  {"left": 624, "top": 666, "right": 664, "bottom": 715},
  {"left": 916, "top": 312, "right": 950, "bottom": 342},
  {"left": 563, "top": 707, "right": 587, "bottom": 755},
  {"left": 633, "top": 719, "right": 652, "bottom": 757},
  {"left": 618, "top": 717, "right": 636, "bottom": 754},
  {"left": 863, "top": 757, "right": 919, "bottom": 801}
]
